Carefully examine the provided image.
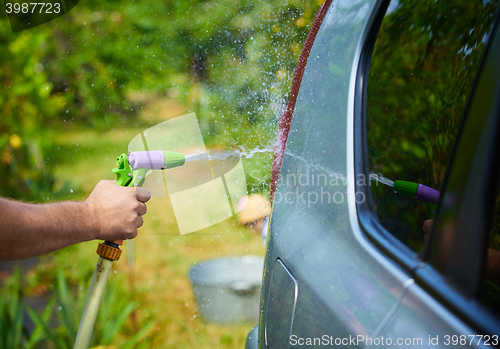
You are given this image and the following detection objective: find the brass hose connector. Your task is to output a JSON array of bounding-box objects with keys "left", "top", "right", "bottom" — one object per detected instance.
[{"left": 96, "top": 242, "right": 122, "bottom": 261}]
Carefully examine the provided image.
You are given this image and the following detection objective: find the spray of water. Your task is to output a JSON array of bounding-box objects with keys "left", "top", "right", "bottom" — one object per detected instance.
[
  {"left": 274, "top": 151, "right": 396, "bottom": 189},
  {"left": 369, "top": 173, "right": 395, "bottom": 187},
  {"left": 185, "top": 146, "right": 275, "bottom": 162},
  {"left": 185, "top": 148, "right": 396, "bottom": 190}
]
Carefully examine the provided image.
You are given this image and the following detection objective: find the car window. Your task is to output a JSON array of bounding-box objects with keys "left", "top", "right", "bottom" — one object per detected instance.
[
  {"left": 366, "top": 0, "right": 500, "bottom": 253},
  {"left": 479, "top": 168, "right": 500, "bottom": 316}
]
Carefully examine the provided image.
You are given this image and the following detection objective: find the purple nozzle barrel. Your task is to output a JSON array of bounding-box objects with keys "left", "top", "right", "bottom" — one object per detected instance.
[
  {"left": 416, "top": 184, "right": 440, "bottom": 205},
  {"left": 128, "top": 150, "right": 165, "bottom": 170}
]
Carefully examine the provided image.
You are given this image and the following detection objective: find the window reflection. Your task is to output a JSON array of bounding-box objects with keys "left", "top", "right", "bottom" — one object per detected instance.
[{"left": 366, "top": 0, "right": 500, "bottom": 252}]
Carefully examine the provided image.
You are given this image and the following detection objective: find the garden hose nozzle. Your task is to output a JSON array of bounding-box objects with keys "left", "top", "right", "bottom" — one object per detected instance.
[
  {"left": 127, "top": 150, "right": 185, "bottom": 170},
  {"left": 74, "top": 150, "right": 185, "bottom": 349},
  {"left": 394, "top": 180, "right": 440, "bottom": 217}
]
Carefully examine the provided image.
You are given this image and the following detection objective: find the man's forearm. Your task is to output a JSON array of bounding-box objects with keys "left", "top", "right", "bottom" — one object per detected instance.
[
  {"left": 0, "top": 198, "right": 97, "bottom": 261},
  {"left": 0, "top": 180, "right": 151, "bottom": 262}
]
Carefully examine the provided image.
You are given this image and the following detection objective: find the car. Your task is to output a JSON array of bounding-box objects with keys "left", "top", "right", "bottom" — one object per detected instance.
[{"left": 246, "top": 0, "right": 500, "bottom": 347}]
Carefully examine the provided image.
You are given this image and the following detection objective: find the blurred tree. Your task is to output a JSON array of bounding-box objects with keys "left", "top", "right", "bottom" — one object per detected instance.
[
  {"left": 0, "top": 24, "right": 65, "bottom": 200},
  {"left": 0, "top": 0, "right": 322, "bottom": 199}
]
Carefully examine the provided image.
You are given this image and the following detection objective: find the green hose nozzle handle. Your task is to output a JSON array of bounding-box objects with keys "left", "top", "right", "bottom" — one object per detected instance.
[
  {"left": 112, "top": 154, "right": 148, "bottom": 188},
  {"left": 109, "top": 154, "right": 147, "bottom": 245},
  {"left": 109, "top": 151, "right": 185, "bottom": 243},
  {"left": 74, "top": 150, "right": 186, "bottom": 349}
]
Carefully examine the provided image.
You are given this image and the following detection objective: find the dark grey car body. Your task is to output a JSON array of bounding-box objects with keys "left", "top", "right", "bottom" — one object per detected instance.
[{"left": 248, "top": 0, "right": 500, "bottom": 348}]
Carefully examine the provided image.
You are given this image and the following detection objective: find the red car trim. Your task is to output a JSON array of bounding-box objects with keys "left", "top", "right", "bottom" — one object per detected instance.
[{"left": 270, "top": 0, "right": 333, "bottom": 203}]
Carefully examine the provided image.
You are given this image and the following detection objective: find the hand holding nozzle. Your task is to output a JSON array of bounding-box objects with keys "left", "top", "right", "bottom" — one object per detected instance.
[
  {"left": 74, "top": 150, "right": 185, "bottom": 349},
  {"left": 85, "top": 180, "right": 150, "bottom": 246},
  {"left": 109, "top": 151, "right": 185, "bottom": 244}
]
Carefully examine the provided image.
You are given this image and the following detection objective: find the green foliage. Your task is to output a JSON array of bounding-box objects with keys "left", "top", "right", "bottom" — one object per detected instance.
[
  {"left": 0, "top": 4, "right": 317, "bottom": 348},
  {"left": 1, "top": 0, "right": 322, "bottom": 199},
  {"left": 0, "top": 24, "right": 63, "bottom": 201},
  {"left": 188, "top": 0, "right": 320, "bottom": 148},
  {"left": 0, "top": 268, "right": 154, "bottom": 349},
  {"left": 242, "top": 153, "right": 274, "bottom": 195},
  {"left": 27, "top": 269, "right": 155, "bottom": 348},
  {"left": 0, "top": 271, "right": 27, "bottom": 349},
  {"left": 0, "top": 270, "right": 51, "bottom": 349}
]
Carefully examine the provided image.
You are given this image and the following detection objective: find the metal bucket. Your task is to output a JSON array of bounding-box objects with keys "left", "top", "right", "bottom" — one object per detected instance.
[{"left": 188, "top": 256, "right": 264, "bottom": 324}]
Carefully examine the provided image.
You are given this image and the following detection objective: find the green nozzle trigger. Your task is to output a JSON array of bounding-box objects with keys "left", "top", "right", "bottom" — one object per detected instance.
[
  {"left": 112, "top": 153, "right": 133, "bottom": 187},
  {"left": 129, "top": 168, "right": 148, "bottom": 187},
  {"left": 112, "top": 153, "right": 149, "bottom": 187}
]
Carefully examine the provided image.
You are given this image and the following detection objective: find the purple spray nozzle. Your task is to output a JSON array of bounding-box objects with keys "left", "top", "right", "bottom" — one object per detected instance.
[
  {"left": 416, "top": 184, "right": 440, "bottom": 205},
  {"left": 128, "top": 150, "right": 165, "bottom": 170}
]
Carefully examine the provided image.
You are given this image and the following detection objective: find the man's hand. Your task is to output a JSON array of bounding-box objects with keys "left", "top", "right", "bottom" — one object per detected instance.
[
  {"left": 85, "top": 180, "right": 151, "bottom": 241},
  {"left": 423, "top": 219, "right": 433, "bottom": 235},
  {"left": 0, "top": 180, "right": 151, "bottom": 261}
]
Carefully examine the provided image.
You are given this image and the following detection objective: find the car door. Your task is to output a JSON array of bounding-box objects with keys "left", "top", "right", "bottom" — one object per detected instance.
[
  {"left": 259, "top": 1, "right": 411, "bottom": 348},
  {"left": 256, "top": 0, "right": 500, "bottom": 348}
]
